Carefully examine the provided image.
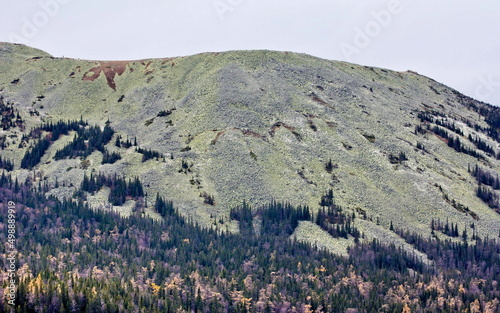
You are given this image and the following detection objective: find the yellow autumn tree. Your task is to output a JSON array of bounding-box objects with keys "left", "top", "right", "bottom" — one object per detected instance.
[
  {"left": 402, "top": 303, "right": 411, "bottom": 313},
  {"left": 150, "top": 282, "right": 161, "bottom": 295}
]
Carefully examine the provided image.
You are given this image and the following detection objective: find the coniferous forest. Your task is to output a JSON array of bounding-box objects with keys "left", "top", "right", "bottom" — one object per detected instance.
[
  {"left": 3, "top": 50, "right": 500, "bottom": 313},
  {"left": 0, "top": 172, "right": 499, "bottom": 313}
]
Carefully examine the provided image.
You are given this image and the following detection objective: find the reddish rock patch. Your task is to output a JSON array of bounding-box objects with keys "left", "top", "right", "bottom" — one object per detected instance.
[
  {"left": 325, "top": 121, "right": 337, "bottom": 128},
  {"left": 311, "top": 95, "right": 335, "bottom": 110},
  {"left": 82, "top": 61, "right": 129, "bottom": 90},
  {"left": 270, "top": 122, "right": 302, "bottom": 141},
  {"left": 82, "top": 58, "right": 176, "bottom": 90},
  {"left": 270, "top": 122, "right": 295, "bottom": 136},
  {"left": 211, "top": 130, "right": 226, "bottom": 145},
  {"left": 161, "top": 58, "right": 176, "bottom": 65},
  {"left": 241, "top": 129, "right": 265, "bottom": 140}
]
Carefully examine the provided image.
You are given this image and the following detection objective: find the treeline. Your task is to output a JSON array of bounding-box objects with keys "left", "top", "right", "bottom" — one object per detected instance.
[
  {"left": 470, "top": 164, "right": 500, "bottom": 189},
  {"left": 136, "top": 146, "right": 163, "bottom": 162},
  {"left": 416, "top": 110, "right": 497, "bottom": 159},
  {"left": 446, "top": 135, "right": 484, "bottom": 158},
  {"left": 316, "top": 206, "right": 360, "bottom": 240},
  {"left": 316, "top": 189, "right": 361, "bottom": 239},
  {"left": 0, "top": 96, "right": 24, "bottom": 131},
  {"left": 469, "top": 164, "right": 500, "bottom": 211},
  {"left": 20, "top": 117, "right": 168, "bottom": 168},
  {"left": 436, "top": 90, "right": 500, "bottom": 142},
  {"left": 115, "top": 134, "right": 137, "bottom": 148},
  {"left": 229, "top": 190, "right": 361, "bottom": 241},
  {"left": 348, "top": 238, "right": 426, "bottom": 275},
  {"left": 418, "top": 111, "right": 463, "bottom": 136},
  {"left": 454, "top": 97, "right": 500, "bottom": 143},
  {"left": 38, "top": 118, "right": 88, "bottom": 140},
  {"left": 102, "top": 150, "right": 121, "bottom": 164},
  {"left": 469, "top": 100, "right": 500, "bottom": 142},
  {"left": 0, "top": 156, "right": 14, "bottom": 171},
  {"left": 54, "top": 124, "right": 114, "bottom": 160},
  {"left": 477, "top": 185, "right": 499, "bottom": 210},
  {"left": 417, "top": 103, "right": 500, "bottom": 212},
  {"left": 79, "top": 173, "right": 144, "bottom": 205},
  {"left": 394, "top": 226, "right": 499, "bottom": 280},
  {"left": 417, "top": 122, "right": 485, "bottom": 159},
  {"left": 17, "top": 116, "right": 169, "bottom": 169},
  {"left": 420, "top": 107, "right": 500, "bottom": 157},
  {"left": 20, "top": 137, "right": 50, "bottom": 169},
  {"left": 230, "top": 201, "right": 254, "bottom": 237},
  {"left": 0, "top": 173, "right": 499, "bottom": 312},
  {"left": 230, "top": 201, "right": 312, "bottom": 237},
  {"left": 20, "top": 119, "right": 117, "bottom": 169},
  {"left": 21, "top": 119, "right": 84, "bottom": 169},
  {"left": 431, "top": 218, "right": 461, "bottom": 238},
  {"left": 154, "top": 194, "right": 175, "bottom": 217},
  {"left": 259, "top": 201, "right": 311, "bottom": 236},
  {"left": 468, "top": 134, "right": 496, "bottom": 156},
  {"left": 115, "top": 135, "right": 163, "bottom": 162}
]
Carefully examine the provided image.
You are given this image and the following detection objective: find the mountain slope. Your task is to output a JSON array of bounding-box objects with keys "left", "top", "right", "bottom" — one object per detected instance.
[{"left": 0, "top": 42, "right": 499, "bottom": 248}]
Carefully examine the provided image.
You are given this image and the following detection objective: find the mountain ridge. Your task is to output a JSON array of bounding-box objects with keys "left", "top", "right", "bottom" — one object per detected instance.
[{"left": 0, "top": 42, "right": 499, "bottom": 254}]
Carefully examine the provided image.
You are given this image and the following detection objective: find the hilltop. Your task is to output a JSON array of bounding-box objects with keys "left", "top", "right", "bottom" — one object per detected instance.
[{"left": 0, "top": 42, "right": 499, "bottom": 252}]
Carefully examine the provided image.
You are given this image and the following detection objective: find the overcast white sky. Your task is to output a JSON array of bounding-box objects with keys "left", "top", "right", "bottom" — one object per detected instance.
[{"left": 1, "top": 0, "right": 499, "bottom": 106}]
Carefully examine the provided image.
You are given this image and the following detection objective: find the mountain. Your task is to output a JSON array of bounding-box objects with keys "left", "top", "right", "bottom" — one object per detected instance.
[
  {"left": 1, "top": 42, "right": 500, "bottom": 312},
  {"left": 2, "top": 42, "right": 499, "bottom": 243}
]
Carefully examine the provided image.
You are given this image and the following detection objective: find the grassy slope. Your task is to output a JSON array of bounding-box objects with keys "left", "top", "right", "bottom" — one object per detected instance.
[{"left": 1, "top": 43, "right": 499, "bottom": 255}]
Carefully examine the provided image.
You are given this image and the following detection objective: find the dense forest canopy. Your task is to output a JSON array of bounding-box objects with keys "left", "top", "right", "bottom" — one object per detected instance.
[{"left": 0, "top": 172, "right": 499, "bottom": 313}]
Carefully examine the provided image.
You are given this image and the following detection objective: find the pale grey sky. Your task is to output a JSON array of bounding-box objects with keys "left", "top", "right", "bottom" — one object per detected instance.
[{"left": 1, "top": 0, "right": 499, "bottom": 106}]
